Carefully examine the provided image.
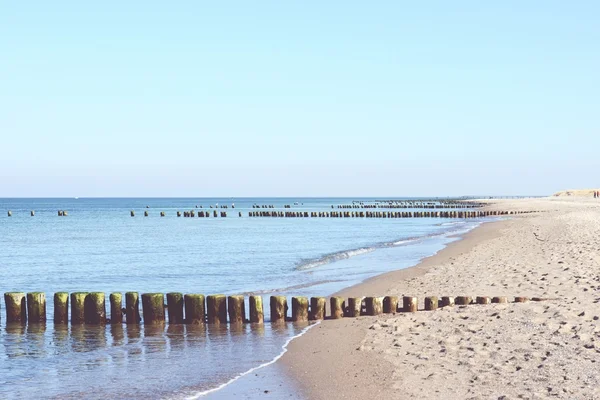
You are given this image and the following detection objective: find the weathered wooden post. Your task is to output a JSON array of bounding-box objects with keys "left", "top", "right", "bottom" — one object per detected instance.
[
  {"left": 125, "top": 292, "right": 141, "bottom": 324},
  {"left": 514, "top": 296, "right": 529, "bottom": 303},
  {"left": 71, "top": 292, "right": 88, "bottom": 324},
  {"left": 184, "top": 294, "right": 205, "bottom": 324},
  {"left": 441, "top": 296, "right": 455, "bottom": 307},
  {"left": 330, "top": 296, "right": 345, "bottom": 319},
  {"left": 476, "top": 296, "right": 491, "bottom": 305},
  {"left": 455, "top": 296, "right": 472, "bottom": 305},
  {"left": 228, "top": 295, "right": 246, "bottom": 324},
  {"left": 167, "top": 292, "right": 184, "bottom": 324},
  {"left": 347, "top": 297, "right": 363, "bottom": 317},
  {"left": 27, "top": 292, "right": 46, "bottom": 323},
  {"left": 5, "top": 292, "right": 26, "bottom": 323},
  {"left": 130, "top": 211, "right": 135, "bottom": 217},
  {"left": 425, "top": 296, "right": 438, "bottom": 311},
  {"left": 177, "top": 211, "right": 182, "bottom": 217},
  {"left": 206, "top": 295, "right": 227, "bottom": 324},
  {"left": 58, "top": 210, "right": 63, "bottom": 216},
  {"left": 144, "top": 211, "right": 149, "bottom": 217},
  {"left": 160, "top": 211, "right": 165, "bottom": 217},
  {"left": 403, "top": 296, "right": 418, "bottom": 312},
  {"left": 365, "top": 297, "right": 383, "bottom": 316},
  {"left": 270, "top": 296, "right": 287, "bottom": 322},
  {"left": 249, "top": 295, "right": 264, "bottom": 324},
  {"left": 492, "top": 296, "right": 508, "bottom": 304},
  {"left": 292, "top": 297, "right": 309, "bottom": 322},
  {"left": 31, "top": 211, "right": 35, "bottom": 216},
  {"left": 382, "top": 296, "right": 397, "bottom": 313},
  {"left": 310, "top": 297, "right": 326, "bottom": 320},
  {"left": 54, "top": 292, "right": 69, "bottom": 324},
  {"left": 110, "top": 293, "right": 123, "bottom": 324},
  {"left": 85, "top": 292, "right": 106, "bottom": 324},
  {"left": 7, "top": 210, "right": 11, "bottom": 217},
  {"left": 141, "top": 293, "right": 165, "bottom": 325}
]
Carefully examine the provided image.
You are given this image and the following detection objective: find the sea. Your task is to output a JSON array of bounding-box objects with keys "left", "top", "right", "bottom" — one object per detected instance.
[{"left": 0, "top": 198, "right": 486, "bottom": 399}]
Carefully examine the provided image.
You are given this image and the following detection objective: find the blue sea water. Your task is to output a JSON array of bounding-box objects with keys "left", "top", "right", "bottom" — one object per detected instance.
[{"left": 0, "top": 198, "right": 484, "bottom": 399}]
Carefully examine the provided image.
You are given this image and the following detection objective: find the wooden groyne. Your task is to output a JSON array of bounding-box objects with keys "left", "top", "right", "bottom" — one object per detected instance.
[
  {"left": 335, "top": 202, "right": 483, "bottom": 209},
  {"left": 2, "top": 292, "right": 549, "bottom": 327},
  {"left": 247, "top": 210, "right": 536, "bottom": 218}
]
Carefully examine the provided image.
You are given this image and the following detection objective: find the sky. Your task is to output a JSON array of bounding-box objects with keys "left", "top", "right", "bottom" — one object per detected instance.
[{"left": 0, "top": 1, "right": 598, "bottom": 197}]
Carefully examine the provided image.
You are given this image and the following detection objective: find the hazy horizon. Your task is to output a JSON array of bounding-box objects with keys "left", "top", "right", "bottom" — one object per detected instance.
[{"left": 1, "top": 2, "right": 598, "bottom": 197}]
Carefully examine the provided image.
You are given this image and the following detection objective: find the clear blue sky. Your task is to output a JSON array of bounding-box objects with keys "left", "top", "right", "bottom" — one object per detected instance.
[{"left": 1, "top": 1, "right": 598, "bottom": 197}]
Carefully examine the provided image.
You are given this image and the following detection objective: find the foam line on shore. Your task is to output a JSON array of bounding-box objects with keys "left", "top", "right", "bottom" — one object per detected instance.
[{"left": 183, "top": 321, "right": 321, "bottom": 399}]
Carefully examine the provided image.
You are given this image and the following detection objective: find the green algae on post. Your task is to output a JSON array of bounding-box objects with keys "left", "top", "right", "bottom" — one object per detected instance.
[
  {"left": 206, "top": 295, "right": 227, "bottom": 324},
  {"left": 27, "top": 292, "right": 46, "bottom": 323},
  {"left": 109, "top": 293, "right": 123, "bottom": 324},
  {"left": 71, "top": 292, "right": 88, "bottom": 324},
  {"left": 330, "top": 296, "right": 345, "bottom": 319},
  {"left": 141, "top": 293, "right": 165, "bottom": 325},
  {"left": 365, "top": 297, "right": 383, "bottom": 316},
  {"left": 310, "top": 297, "right": 326, "bottom": 320},
  {"left": 184, "top": 294, "right": 205, "bottom": 324},
  {"left": 125, "top": 292, "right": 141, "bottom": 324},
  {"left": 85, "top": 292, "right": 106, "bottom": 324},
  {"left": 4, "top": 292, "right": 27, "bottom": 323},
  {"left": 383, "top": 296, "right": 399, "bottom": 314},
  {"left": 54, "top": 292, "right": 69, "bottom": 324},
  {"left": 227, "top": 295, "right": 246, "bottom": 324},
  {"left": 347, "top": 297, "right": 363, "bottom": 317},
  {"left": 291, "top": 296, "right": 308, "bottom": 322},
  {"left": 166, "top": 293, "right": 184, "bottom": 324},
  {"left": 269, "top": 296, "right": 287, "bottom": 322},
  {"left": 249, "top": 295, "right": 263, "bottom": 324}
]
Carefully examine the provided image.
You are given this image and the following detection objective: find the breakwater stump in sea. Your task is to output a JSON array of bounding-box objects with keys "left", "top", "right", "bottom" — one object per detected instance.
[
  {"left": 142, "top": 293, "right": 165, "bottom": 325},
  {"left": 383, "top": 296, "right": 398, "bottom": 314},
  {"left": 126, "top": 292, "right": 141, "bottom": 324},
  {"left": 30, "top": 211, "right": 35, "bottom": 217},
  {"left": 130, "top": 211, "right": 135, "bottom": 217},
  {"left": 441, "top": 296, "right": 455, "bottom": 307},
  {"left": 177, "top": 211, "right": 181, "bottom": 217},
  {"left": 425, "top": 296, "right": 438, "bottom": 311},
  {"left": 330, "top": 296, "right": 345, "bottom": 319},
  {"left": 207, "top": 295, "right": 227, "bottom": 324},
  {"left": 167, "top": 293, "right": 184, "bottom": 324},
  {"left": 292, "top": 297, "right": 309, "bottom": 322},
  {"left": 514, "top": 296, "right": 529, "bottom": 303},
  {"left": 184, "top": 294, "right": 205, "bottom": 324},
  {"left": 310, "top": 297, "right": 326, "bottom": 320},
  {"left": 7, "top": 211, "right": 11, "bottom": 217},
  {"left": 144, "top": 211, "right": 148, "bottom": 217},
  {"left": 249, "top": 295, "right": 264, "bottom": 324},
  {"left": 58, "top": 210, "right": 63, "bottom": 216},
  {"left": 492, "top": 296, "right": 508, "bottom": 304},
  {"left": 347, "top": 297, "right": 363, "bottom": 317},
  {"left": 227, "top": 295, "right": 246, "bottom": 324},
  {"left": 85, "top": 292, "right": 106, "bottom": 324},
  {"left": 5, "top": 292, "right": 27, "bottom": 323},
  {"left": 110, "top": 293, "right": 123, "bottom": 324},
  {"left": 476, "top": 296, "right": 491, "bottom": 305},
  {"left": 403, "top": 296, "right": 418, "bottom": 312},
  {"left": 455, "top": 296, "right": 472, "bottom": 306},
  {"left": 70, "top": 292, "right": 88, "bottom": 324},
  {"left": 27, "top": 292, "right": 46, "bottom": 323},
  {"left": 365, "top": 297, "right": 383, "bottom": 316},
  {"left": 270, "top": 296, "right": 287, "bottom": 323},
  {"left": 54, "top": 292, "right": 69, "bottom": 324}
]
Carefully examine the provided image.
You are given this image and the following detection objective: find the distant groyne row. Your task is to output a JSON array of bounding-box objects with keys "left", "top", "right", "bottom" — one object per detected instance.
[
  {"left": 2, "top": 292, "right": 547, "bottom": 327},
  {"left": 335, "top": 202, "right": 483, "bottom": 209}
]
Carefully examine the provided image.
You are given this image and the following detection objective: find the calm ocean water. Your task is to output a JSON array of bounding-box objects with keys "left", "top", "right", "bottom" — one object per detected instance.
[{"left": 0, "top": 198, "right": 485, "bottom": 399}]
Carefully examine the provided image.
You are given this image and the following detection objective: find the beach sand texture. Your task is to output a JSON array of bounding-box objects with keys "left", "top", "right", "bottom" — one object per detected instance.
[{"left": 280, "top": 197, "right": 600, "bottom": 399}]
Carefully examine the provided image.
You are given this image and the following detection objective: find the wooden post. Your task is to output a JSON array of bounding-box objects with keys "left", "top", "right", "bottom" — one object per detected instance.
[
  {"left": 270, "top": 296, "right": 287, "bottom": 322},
  {"left": 292, "top": 297, "right": 309, "bottom": 322},
  {"left": 514, "top": 296, "right": 529, "bottom": 303},
  {"left": 142, "top": 293, "right": 165, "bottom": 325},
  {"left": 347, "top": 297, "right": 362, "bottom": 317},
  {"left": 70, "top": 292, "right": 88, "bottom": 324},
  {"left": 85, "top": 292, "right": 106, "bottom": 324},
  {"left": 425, "top": 296, "right": 438, "bottom": 311},
  {"left": 383, "top": 296, "right": 398, "bottom": 314},
  {"left": 160, "top": 211, "right": 165, "bottom": 217},
  {"left": 54, "top": 292, "right": 69, "bottom": 324},
  {"left": 5, "top": 292, "right": 26, "bottom": 323},
  {"left": 125, "top": 292, "right": 141, "bottom": 324},
  {"left": 476, "top": 296, "right": 491, "bottom": 305},
  {"left": 365, "top": 297, "right": 383, "bottom": 316},
  {"left": 130, "top": 211, "right": 135, "bottom": 217},
  {"left": 455, "top": 296, "right": 472, "bottom": 305},
  {"left": 228, "top": 295, "right": 246, "bottom": 324},
  {"left": 167, "top": 292, "right": 184, "bottom": 324},
  {"left": 27, "top": 292, "right": 46, "bottom": 323},
  {"left": 206, "top": 295, "right": 227, "bottom": 324},
  {"left": 310, "top": 297, "right": 326, "bottom": 320},
  {"left": 31, "top": 211, "right": 35, "bottom": 216},
  {"left": 110, "top": 293, "right": 123, "bottom": 324},
  {"left": 492, "top": 296, "right": 508, "bottom": 304},
  {"left": 144, "top": 211, "right": 148, "bottom": 217},
  {"left": 184, "top": 294, "right": 205, "bottom": 324},
  {"left": 7, "top": 210, "right": 11, "bottom": 217},
  {"left": 441, "top": 296, "right": 455, "bottom": 307},
  {"left": 403, "top": 296, "right": 418, "bottom": 312},
  {"left": 249, "top": 295, "right": 264, "bottom": 324},
  {"left": 330, "top": 296, "right": 345, "bottom": 319}
]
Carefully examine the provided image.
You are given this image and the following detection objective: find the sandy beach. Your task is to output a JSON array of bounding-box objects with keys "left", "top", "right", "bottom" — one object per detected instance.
[{"left": 279, "top": 197, "right": 600, "bottom": 399}]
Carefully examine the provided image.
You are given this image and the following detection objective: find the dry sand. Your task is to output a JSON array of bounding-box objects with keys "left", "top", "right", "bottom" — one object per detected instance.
[{"left": 279, "top": 197, "right": 600, "bottom": 399}]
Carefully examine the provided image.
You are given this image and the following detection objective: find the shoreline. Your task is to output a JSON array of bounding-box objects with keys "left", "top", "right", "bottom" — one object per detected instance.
[{"left": 277, "top": 197, "right": 600, "bottom": 399}]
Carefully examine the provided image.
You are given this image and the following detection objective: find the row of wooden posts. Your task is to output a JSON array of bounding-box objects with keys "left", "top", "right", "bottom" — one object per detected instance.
[
  {"left": 2, "top": 292, "right": 536, "bottom": 326},
  {"left": 336, "top": 203, "right": 482, "bottom": 209},
  {"left": 248, "top": 210, "right": 536, "bottom": 218}
]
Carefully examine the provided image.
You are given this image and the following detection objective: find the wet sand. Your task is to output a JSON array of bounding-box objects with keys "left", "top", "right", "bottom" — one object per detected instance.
[{"left": 277, "top": 197, "right": 600, "bottom": 399}]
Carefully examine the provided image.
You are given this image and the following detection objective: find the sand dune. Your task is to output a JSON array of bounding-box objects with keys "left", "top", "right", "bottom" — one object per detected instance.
[{"left": 553, "top": 189, "right": 600, "bottom": 197}]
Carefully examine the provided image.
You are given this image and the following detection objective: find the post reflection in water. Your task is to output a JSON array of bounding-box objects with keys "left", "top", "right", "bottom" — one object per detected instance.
[{"left": 0, "top": 321, "right": 310, "bottom": 399}]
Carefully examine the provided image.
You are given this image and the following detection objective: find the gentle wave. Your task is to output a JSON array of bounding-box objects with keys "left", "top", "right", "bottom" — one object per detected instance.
[
  {"left": 240, "top": 280, "right": 345, "bottom": 296},
  {"left": 295, "top": 247, "right": 376, "bottom": 270},
  {"left": 184, "top": 322, "right": 320, "bottom": 399}
]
